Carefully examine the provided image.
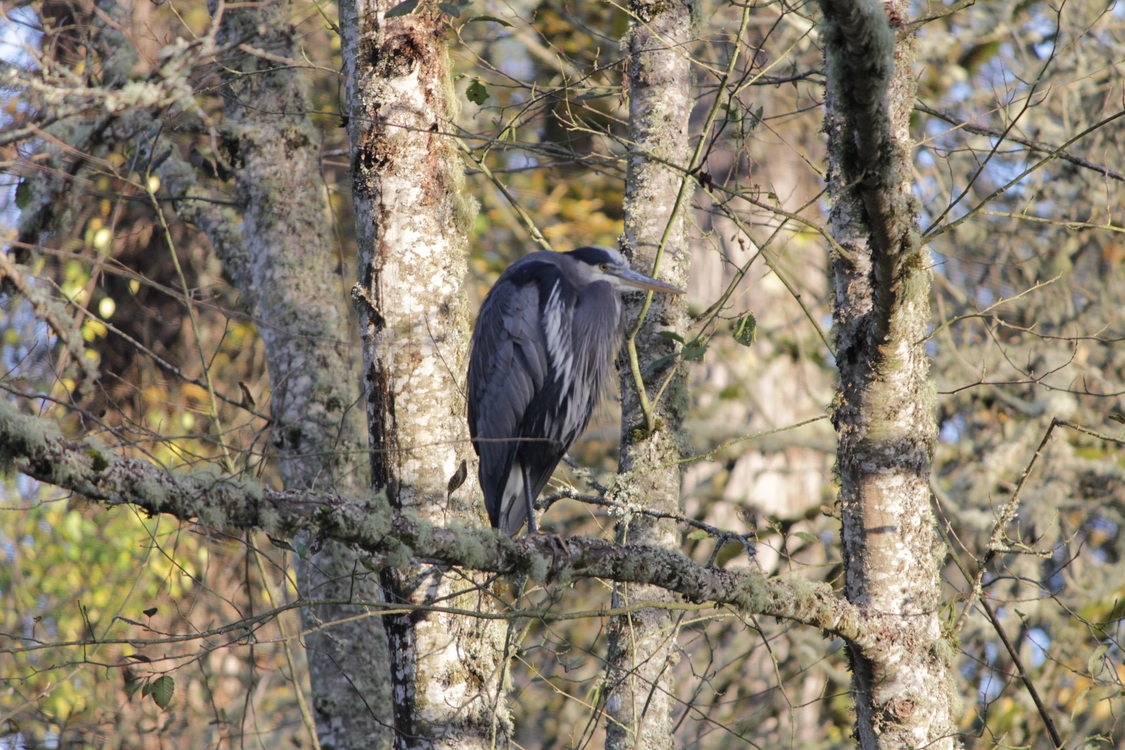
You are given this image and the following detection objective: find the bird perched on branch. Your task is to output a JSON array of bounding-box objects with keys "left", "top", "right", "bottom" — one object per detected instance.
[{"left": 467, "top": 246, "right": 684, "bottom": 535}]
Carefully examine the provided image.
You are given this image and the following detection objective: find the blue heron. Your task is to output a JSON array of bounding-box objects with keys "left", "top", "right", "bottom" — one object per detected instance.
[{"left": 467, "top": 246, "right": 684, "bottom": 535}]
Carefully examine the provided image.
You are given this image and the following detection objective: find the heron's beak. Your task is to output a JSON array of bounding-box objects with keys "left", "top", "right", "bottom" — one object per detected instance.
[{"left": 610, "top": 267, "right": 685, "bottom": 294}]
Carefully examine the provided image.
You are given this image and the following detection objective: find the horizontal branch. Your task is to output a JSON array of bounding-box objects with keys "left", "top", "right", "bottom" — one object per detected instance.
[{"left": 0, "top": 399, "right": 865, "bottom": 642}]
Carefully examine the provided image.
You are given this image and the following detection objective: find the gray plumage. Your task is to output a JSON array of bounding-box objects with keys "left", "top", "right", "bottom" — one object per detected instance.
[{"left": 467, "top": 246, "right": 684, "bottom": 535}]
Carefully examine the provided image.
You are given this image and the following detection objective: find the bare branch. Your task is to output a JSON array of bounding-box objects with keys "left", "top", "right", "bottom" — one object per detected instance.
[{"left": 916, "top": 102, "right": 1125, "bottom": 184}]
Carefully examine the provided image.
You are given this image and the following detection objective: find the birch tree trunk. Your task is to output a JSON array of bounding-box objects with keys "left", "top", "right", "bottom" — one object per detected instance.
[
  {"left": 209, "top": 2, "right": 393, "bottom": 746},
  {"left": 338, "top": 2, "right": 509, "bottom": 746},
  {"left": 819, "top": 1, "right": 959, "bottom": 747},
  {"left": 607, "top": 1, "right": 694, "bottom": 747}
]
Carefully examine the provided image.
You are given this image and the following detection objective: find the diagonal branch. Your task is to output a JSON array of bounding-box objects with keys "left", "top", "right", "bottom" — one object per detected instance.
[
  {"left": 0, "top": 398, "right": 865, "bottom": 643},
  {"left": 915, "top": 102, "right": 1125, "bottom": 184}
]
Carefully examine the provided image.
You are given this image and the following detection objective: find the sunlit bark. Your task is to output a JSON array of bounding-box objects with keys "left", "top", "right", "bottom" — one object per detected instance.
[
  {"left": 607, "top": 0, "right": 694, "bottom": 747},
  {"left": 339, "top": 2, "right": 509, "bottom": 746},
  {"left": 819, "top": 1, "right": 959, "bottom": 747}
]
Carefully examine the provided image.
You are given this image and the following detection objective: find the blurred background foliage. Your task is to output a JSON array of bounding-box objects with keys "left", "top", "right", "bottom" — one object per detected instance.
[{"left": 1, "top": 0, "right": 1123, "bottom": 747}]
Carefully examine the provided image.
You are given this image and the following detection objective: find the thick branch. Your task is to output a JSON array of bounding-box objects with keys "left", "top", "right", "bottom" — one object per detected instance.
[
  {"left": 203, "top": 0, "right": 392, "bottom": 744},
  {"left": 819, "top": 0, "right": 916, "bottom": 260},
  {"left": 819, "top": 1, "right": 956, "bottom": 748},
  {"left": 608, "top": 0, "right": 694, "bottom": 744},
  {"left": 154, "top": 150, "right": 250, "bottom": 291},
  {"left": 0, "top": 399, "right": 864, "bottom": 641}
]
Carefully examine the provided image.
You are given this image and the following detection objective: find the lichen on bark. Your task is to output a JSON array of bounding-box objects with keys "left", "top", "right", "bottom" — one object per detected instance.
[
  {"left": 818, "top": 0, "right": 959, "bottom": 747},
  {"left": 606, "top": 1, "right": 695, "bottom": 747},
  {"left": 340, "top": 1, "right": 508, "bottom": 746},
  {"left": 209, "top": 0, "right": 394, "bottom": 744}
]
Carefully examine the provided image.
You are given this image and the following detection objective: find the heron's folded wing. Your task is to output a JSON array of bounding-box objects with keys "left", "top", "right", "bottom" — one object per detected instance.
[{"left": 468, "top": 275, "right": 551, "bottom": 512}]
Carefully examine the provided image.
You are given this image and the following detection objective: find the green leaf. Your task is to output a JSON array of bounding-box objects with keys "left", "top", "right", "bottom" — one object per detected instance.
[
  {"left": 792, "top": 531, "right": 819, "bottom": 544},
  {"left": 655, "top": 330, "right": 685, "bottom": 344},
  {"left": 466, "top": 79, "right": 489, "bottom": 105},
  {"left": 1104, "top": 597, "right": 1125, "bottom": 624},
  {"left": 642, "top": 353, "right": 676, "bottom": 375},
  {"left": 150, "top": 675, "right": 175, "bottom": 709},
  {"left": 732, "top": 313, "right": 757, "bottom": 346},
  {"left": 687, "top": 529, "right": 709, "bottom": 540},
  {"left": 386, "top": 0, "right": 418, "bottom": 18},
  {"left": 15, "top": 180, "right": 31, "bottom": 209},
  {"left": 958, "top": 40, "right": 1001, "bottom": 73},
  {"left": 681, "top": 338, "right": 708, "bottom": 361},
  {"left": 466, "top": 15, "right": 512, "bottom": 26},
  {"left": 437, "top": 2, "right": 460, "bottom": 16},
  {"left": 747, "top": 105, "right": 764, "bottom": 130},
  {"left": 1088, "top": 643, "right": 1109, "bottom": 676}
]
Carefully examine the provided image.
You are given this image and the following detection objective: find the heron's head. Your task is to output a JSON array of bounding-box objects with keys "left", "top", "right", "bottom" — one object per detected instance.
[{"left": 565, "top": 246, "right": 685, "bottom": 295}]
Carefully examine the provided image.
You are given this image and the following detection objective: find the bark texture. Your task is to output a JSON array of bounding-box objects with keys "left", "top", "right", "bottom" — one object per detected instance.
[
  {"left": 607, "top": 1, "right": 694, "bottom": 747},
  {"left": 208, "top": 1, "right": 394, "bottom": 745},
  {"left": 339, "top": 2, "right": 508, "bottom": 747},
  {"left": 818, "top": 1, "right": 958, "bottom": 747},
  {"left": 0, "top": 393, "right": 872, "bottom": 639},
  {"left": 208, "top": 2, "right": 392, "bottom": 745}
]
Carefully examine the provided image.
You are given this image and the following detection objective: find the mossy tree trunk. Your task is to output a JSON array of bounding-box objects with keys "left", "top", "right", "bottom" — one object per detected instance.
[
  {"left": 607, "top": 1, "right": 694, "bottom": 747},
  {"left": 338, "top": 2, "right": 510, "bottom": 747},
  {"left": 207, "top": 0, "right": 395, "bottom": 745},
  {"left": 819, "top": 1, "right": 959, "bottom": 747}
]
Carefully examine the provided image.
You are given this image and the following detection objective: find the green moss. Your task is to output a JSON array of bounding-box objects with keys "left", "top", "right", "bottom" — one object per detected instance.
[
  {"left": 257, "top": 505, "right": 282, "bottom": 534},
  {"left": 354, "top": 500, "right": 393, "bottom": 540},
  {"left": 385, "top": 540, "right": 414, "bottom": 568},
  {"left": 0, "top": 400, "right": 53, "bottom": 454},
  {"left": 134, "top": 477, "right": 167, "bottom": 508},
  {"left": 734, "top": 571, "right": 768, "bottom": 614},
  {"left": 241, "top": 476, "right": 263, "bottom": 503},
  {"left": 85, "top": 448, "right": 109, "bottom": 474},
  {"left": 526, "top": 550, "right": 550, "bottom": 583},
  {"left": 196, "top": 502, "right": 225, "bottom": 528},
  {"left": 449, "top": 528, "right": 486, "bottom": 568}
]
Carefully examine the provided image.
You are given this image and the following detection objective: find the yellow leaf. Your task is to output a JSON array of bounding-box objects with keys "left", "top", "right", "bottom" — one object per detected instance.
[
  {"left": 92, "top": 227, "right": 112, "bottom": 252},
  {"left": 81, "top": 319, "right": 107, "bottom": 342},
  {"left": 181, "top": 383, "right": 209, "bottom": 404}
]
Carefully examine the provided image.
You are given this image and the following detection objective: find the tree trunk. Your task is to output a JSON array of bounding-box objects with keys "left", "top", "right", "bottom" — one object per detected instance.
[
  {"left": 339, "top": 2, "right": 509, "bottom": 747},
  {"left": 208, "top": 1, "right": 394, "bottom": 746},
  {"left": 819, "top": 1, "right": 959, "bottom": 747},
  {"left": 607, "top": 1, "right": 694, "bottom": 747}
]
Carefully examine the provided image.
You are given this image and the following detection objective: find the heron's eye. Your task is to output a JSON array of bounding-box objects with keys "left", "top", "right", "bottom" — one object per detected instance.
[{"left": 599, "top": 263, "right": 609, "bottom": 271}]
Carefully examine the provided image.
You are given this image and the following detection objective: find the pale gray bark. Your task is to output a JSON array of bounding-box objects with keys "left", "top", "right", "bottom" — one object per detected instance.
[
  {"left": 818, "top": 1, "right": 959, "bottom": 747},
  {"left": 208, "top": 1, "right": 392, "bottom": 746},
  {"left": 338, "top": 2, "right": 508, "bottom": 747},
  {"left": 607, "top": 1, "right": 694, "bottom": 747}
]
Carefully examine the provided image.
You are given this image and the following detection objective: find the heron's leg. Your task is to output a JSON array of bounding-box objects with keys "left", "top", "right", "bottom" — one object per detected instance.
[{"left": 522, "top": 464, "right": 538, "bottom": 534}]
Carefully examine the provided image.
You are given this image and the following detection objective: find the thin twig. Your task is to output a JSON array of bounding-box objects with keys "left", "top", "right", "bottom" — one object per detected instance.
[
  {"left": 916, "top": 102, "right": 1125, "bottom": 184},
  {"left": 979, "top": 596, "right": 1063, "bottom": 749}
]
